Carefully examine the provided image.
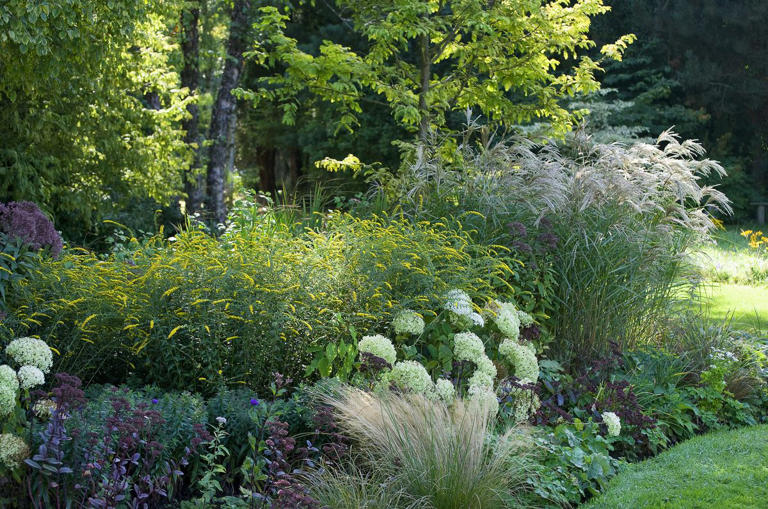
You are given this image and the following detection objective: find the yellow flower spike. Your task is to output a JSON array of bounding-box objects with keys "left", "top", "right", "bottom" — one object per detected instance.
[{"left": 740, "top": 229, "right": 752, "bottom": 237}]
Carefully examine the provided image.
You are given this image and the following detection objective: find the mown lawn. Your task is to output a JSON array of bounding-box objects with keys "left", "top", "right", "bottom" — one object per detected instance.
[
  {"left": 695, "top": 283, "right": 768, "bottom": 332},
  {"left": 585, "top": 425, "right": 768, "bottom": 508}
]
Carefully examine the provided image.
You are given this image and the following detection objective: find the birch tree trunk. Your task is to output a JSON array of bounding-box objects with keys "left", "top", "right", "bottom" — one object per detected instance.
[
  {"left": 206, "top": 0, "right": 250, "bottom": 224},
  {"left": 180, "top": 4, "right": 205, "bottom": 214}
]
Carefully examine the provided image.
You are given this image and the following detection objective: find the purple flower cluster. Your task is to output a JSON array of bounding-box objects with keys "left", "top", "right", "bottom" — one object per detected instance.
[
  {"left": 0, "top": 201, "right": 63, "bottom": 257},
  {"left": 506, "top": 218, "right": 559, "bottom": 256}
]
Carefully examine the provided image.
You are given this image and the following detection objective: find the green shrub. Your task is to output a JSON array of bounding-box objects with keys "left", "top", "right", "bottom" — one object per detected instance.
[{"left": 1, "top": 212, "right": 514, "bottom": 392}]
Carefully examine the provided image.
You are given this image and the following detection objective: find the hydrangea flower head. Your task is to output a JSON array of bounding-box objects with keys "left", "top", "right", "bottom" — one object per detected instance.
[
  {"left": 0, "top": 386, "right": 15, "bottom": 418},
  {"left": 502, "top": 385, "right": 540, "bottom": 423},
  {"left": 453, "top": 332, "right": 486, "bottom": 363},
  {"left": 358, "top": 334, "right": 397, "bottom": 366},
  {"left": 467, "top": 384, "right": 499, "bottom": 417},
  {"left": 443, "top": 289, "right": 473, "bottom": 315},
  {"left": 474, "top": 356, "right": 497, "bottom": 380},
  {"left": 17, "top": 365, "right": 45, "bottom": 390},
  {"left": 468, "top": 370, "right": 494, "bottom": 390},
  {"left": 0, "top": 433, "right": 29, "bottom": 469},
  {"left": 499, "top": 339, "right": 539, "bottom": 383},
  {"left": 434, "top": 378, "right": 455, "bottom": 404},
  {"left": 517, "top": 310, "right": 534, "bottom": 328},
  {"left": 387, "top": 360, "right": 434, "bottom": 395},
  {"left": 0, "top": 365, "right": 18, "bottom": 418},
  {"left": 493, "top": 301, "right": 521, "bottom": 340},
  {"left": 0, "top": 365, "right": 19, "bottom": 393},
  {"left": 444, "top": 290, "right": 485, "bottom": 329},
  {"left": 392, "top": 310, "right": 425, "bottom": 335},
  {"left": 33, "top": 399, "right": 57, "bottom": 420},
  {"left": 602, "top": 411, "right": 621, "bottom": 437},
  {"left": 6, "top": 337, "right": 53, "bottom": 373}
]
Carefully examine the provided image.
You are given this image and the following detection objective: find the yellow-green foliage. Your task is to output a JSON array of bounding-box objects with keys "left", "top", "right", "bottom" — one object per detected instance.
[{"left": 1, "top": 213, "right": 515, "bottom": 392}]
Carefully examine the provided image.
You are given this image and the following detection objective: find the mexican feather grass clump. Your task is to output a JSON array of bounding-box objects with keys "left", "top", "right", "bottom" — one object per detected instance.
[
  {"left": 307, "top": 387, "right": 532, "bottom": 509},
  {"left": 392, "top": 127, "right": 732, "bottom": 364}
]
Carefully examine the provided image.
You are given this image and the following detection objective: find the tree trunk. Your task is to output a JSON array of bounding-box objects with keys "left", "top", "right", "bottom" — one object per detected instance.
[
  {"left": 418, "top": 35, "right": 431, "bottom": 144},
  {"left": 180, "top": 4, "right": 205, "bottom": 214},
  {"left": 206, "top": 0, "right": 251, "bottom": 224},
  {"left": 257, "top": 147, "right": 277, "bottom": 199}
]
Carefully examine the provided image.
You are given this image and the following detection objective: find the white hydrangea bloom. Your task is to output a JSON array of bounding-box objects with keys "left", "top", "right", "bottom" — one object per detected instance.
[
  {"left": 499, "top": 339, "right": 539, "bottom": 383},
  {"left": 467, "top": 384, "right": 498, "bottom": 417},
  {"left": 0, "top": 365, "right": 19, "bottom": 393},
  {"left": 33, "top": 399, "right": 57, "bottom": 420},
  {"left": 468, "top": 370, "right": 494, "bottom": 389},
  {"left": 602, "top": 411, "right": 621, "bottom": 437},
  {"left": 387, "top": 360, "right": 435, "bottom": 395},
  {"left": 506, "top": 386, "right": 541, "bottom": 423},
  {"left": 453, "top": 332, "right": 485, "bottom": 363},
  {"left": 443, "top": 289, "right": 473, "bottom": 316},
  {"left": 0, "top": 386, "right": 15, "bottom": 418},
  {"left": 358, "top": 334, "right": 397, "bottom": 366},
  {"left": 517, "top": 310, "right": 534, "bottom": 328},
  {"left": 435, "top": 378, "right": 455, "bottom": 404},
  {"left": 0, "top": 433, "right": 29, "bottom": 469},
  {"left": 6, "top": 337, "right": 53, "bottom": 373},
  {"left": 493, "top": 301, "right": 521, "bottom": 340},
  {"left": 17, "top": 365, "right": 45, "bottom": 390},
  {"left": 474, "top": 356, "right": 497, "bottom": 379},
  {"left": 469, "top": 312, "right": 485, "bottom": 327},
  {"left": 392, "top": 310, "right": 425, "bottom": 335}
]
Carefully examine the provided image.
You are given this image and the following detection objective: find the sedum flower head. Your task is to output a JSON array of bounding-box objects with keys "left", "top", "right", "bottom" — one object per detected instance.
[
  {"left": 602, "top": 411, "right": 621, "bottom": 437},
  {"left": 6, "top": 337, "right": 53, "bottom": 373},
  {"left": 392, "top": 310, "right": 425, "bottom": 335},
  {"left": 17, "top": 365, "right": 45, "bottom": 390},
  {"left": 387, "top": 360, "right": 434, "bottom": 395},
  {"left": 434, "top": 378, "right": 455, "bottom": 404},
  {"left": 493, "top": 301, "right": 521, "bottom": 340},
  {"left": 499, "top": 339, "right": 539, "bottom": 383},
  {"left": 358, "top": 334, "right": 397, "bottom": 366},
  {"left": 0, "top": 433, "right": 30, "bottom": 469},
  {"left": 453, "top": 332, "right": 486, "bottom": 363}
]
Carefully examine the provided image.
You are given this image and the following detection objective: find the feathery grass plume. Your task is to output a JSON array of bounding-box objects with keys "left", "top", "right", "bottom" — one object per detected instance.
[
  {"left": 318, "top": 386, "right": 533, "bottom": 508},
  {"left": 390, "top": 124, "right": 732, "bottom": 365},
  {"left": 304, "top": 460, "right": 421, "bottom": 509}
]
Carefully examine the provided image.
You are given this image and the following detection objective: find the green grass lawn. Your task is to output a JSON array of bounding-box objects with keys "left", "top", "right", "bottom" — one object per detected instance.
[
  {"left": 691, "top": 225, "right": 768, "bottom": 286},
  {"left": 693, "top": 283, "right": 768, "bottom": 332},
  {"left": 689, "top": 225, "right": 768, "bottom": 333},
  {"left": 584, "top": 425, "right": 768, "bottom": 508}
]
